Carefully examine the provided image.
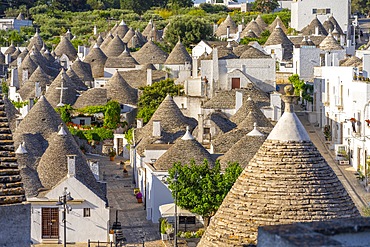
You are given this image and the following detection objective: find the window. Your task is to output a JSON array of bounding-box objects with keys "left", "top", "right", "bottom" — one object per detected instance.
[
  {"left": 312, "top": 8, "right": 317, "bottom": 14},
  {"left": 204, "top": 128, "right": 210, "bottom": 135},
  {"left": 313, "top": 8, "right": 330, "bottom": 15},
  {"left": 271, "top": 49, "right": 275, "bottom": 54},
  {"left": 179, "top": 216, "right": 196, "bottom": 224},
  {"left": 80, "top": 119, "right": 85, "bottom": 125},
  {"left": 83, "top": 208, "right": 91, "bottom": 217}
]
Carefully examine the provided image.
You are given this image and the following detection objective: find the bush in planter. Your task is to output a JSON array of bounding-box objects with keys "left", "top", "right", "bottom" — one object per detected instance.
[{"left": 136, "top": 192, "right": 143, "bottom": 199}]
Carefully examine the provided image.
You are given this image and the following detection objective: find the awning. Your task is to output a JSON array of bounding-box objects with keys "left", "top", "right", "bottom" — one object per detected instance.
[{"left": 159, "top": 203, "right": 195, "bottom": 217}]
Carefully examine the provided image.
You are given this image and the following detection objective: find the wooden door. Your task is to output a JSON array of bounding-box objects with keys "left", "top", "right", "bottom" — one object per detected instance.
[
  {"left": 42, "top": 208, "right": 59, "bottom": 239},
  {"left": 232, "top": 78, "right": 240, "bottom": 89}
]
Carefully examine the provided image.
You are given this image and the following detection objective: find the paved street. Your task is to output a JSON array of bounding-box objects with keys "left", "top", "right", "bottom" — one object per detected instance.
[{"left": 297, "top": 112, "right": 370, "bottom": 213}]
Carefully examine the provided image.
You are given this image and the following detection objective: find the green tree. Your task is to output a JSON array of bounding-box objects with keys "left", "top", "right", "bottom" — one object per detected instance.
[
  {"left": 56, "top": 104, "right": 73, "bottom": 123},
  {"left": 252, "top": 0, "right": 279, "bottom": 13},
  {"left": 288, "top": 74, "right": 313, "bottom": 103},
  {"left": 164, "top": 15, "right": 213, "bottom": 48},
  {"left": 137, "top": 79, "right": 183, "bottom": 123},
  {"left": 167, "top": 0, "right": 193, "bottom": 8},
  {"left": 120, "top": 0, "right": 151, "bottom": 15},
  {"left": 352, "top": 0, "right": 370, "bottom": 16},
  {"left": 167, "top": 161, "right": 242, "bottom": 226},
  {"left": 103, "top": 100, "right": 121, "bottom": 129}
]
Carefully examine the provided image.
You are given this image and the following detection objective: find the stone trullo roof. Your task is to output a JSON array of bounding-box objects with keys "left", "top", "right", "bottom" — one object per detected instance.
[
  {"left": 73, "top": 88, "right": 107, "bottom": 109},
  {"left": 255, "top": 15, "right": 267, "bottom": 30},
  {"left": 0, "top": 94, "right": 26, "bottom": 205},
  {"left": 122, "top": 28, "right": 135, "bottom": 43},
  {"left": 105, "top": 47, "right": 138, "bottom": 69},
  {"left": 37, "top": 129, "right": 106, "bottom": 201},
  {"left": 231, "top": 97, "right": 273, "bottom": 127},
  {"left": 127, "top": 31, "right": 147, "bottom": 49},
  {"left": 242, "top": 20, "right": 263, "bottom": 37},
  {"left": 267, "top": 16, "right": 287, "bottom": 33},
  {"left": 18, "top": 66, "right": 52, "bottom": 100},
  {"left": 265, "top": 24, "right": 294, "bottom": 61},
  {"left": 100, "top": 32, "right": 113, "bottom": 51},
  {"left": 301, "top": 16, "right": 328, "bottom": 36},
  {"left": 66, "top": 67, "right": 88, "bottom": 91},
  {"left": 341, "top": 56, "right": 362, "bottom": 67},
  {"left": 4, "top": 42, "right": 16, "bottom": 55},
  {"left": 113, "top": 20, "right": 129, "bottom": 39},
  {"left": 65, "top": 29, "right": 73, "bottom": 40},
  {"left": 3, "top": 95, "right": 19, "bottom": 133},
  {"left": 54, "top": 36, "right": 78, "bottom": 61},
  {"left": 199, "top": 86, "right": 360, "bottom": 246},
  {"left": 18, "top": 53, "right": 38, "bottom": 86},
  {"left": 240, "top": 46, "right": 271, "bottom": 59},
  {"left": 165, "top": 41, "right": 192, "bottom": 65},
  {"left": 319, "top": 32, "right": 343, "bottom": 51},
  {"left": 329, "top": 15, "right": 344, "bottom": 35},
  {"left": 132, "top": 40, "right": 168, "bottom": 64},
  {"left": 43, "top": 49, "right": 55, "bottom": 64},
  {"left": 44, "top": 70, "right": 78, "bottom": 107},
  {"left": 135, "top": 95, "right": 197, "bottom": 155},
  {"left": 323, "top": 17, "right": 334, "bottom": 33},
  {"left": 219, "top": 123, "right": 266, "bottom": 170},
  {"left": 0, "top": 50, "right": 5, "bottom": 64},
  {"left": 243, "top": 29, "right": 258, "bottom": 39},
  {"left": 104, "top": 34, "right": 125, "bottom": 57},
  {"left": 105, "top": 71, "right": 138, "bottom": 105},
  {"left": 27, "top": 31, "right": 44, "bottom": 51},
  {"left": 203, "top": 90, "right": 237, "bottom": 110},
  {"left": 71, "top": 57, "right": 94, "bottom": 82},
  {"left": 96, "top": 35, "right": 104, "bottom": 46},
  {"left": 142, "top": 19, "right": 154, "bottom": 38},
  {"left": 153, "top": 127, "right": 215, "bottom": 171},
  {"left": 118, "top": 69, "right": 166, "bottom": 89},
  {"left": 83, "top": 44, "right": 107, "bottom": 78},
  {"left": 215, "top": 14, "right": 238, "bottom": 37},
  {"left": 10, "top": 48, "right": 21, "bottom": 61}
]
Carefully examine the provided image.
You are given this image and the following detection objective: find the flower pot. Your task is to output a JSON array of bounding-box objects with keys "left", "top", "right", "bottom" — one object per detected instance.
[
  {"left": 137, "top": 198, "right": 143, "bottom": 203},
  {"left": 109, "top": 156, "right": 115, "bottom": 161}
]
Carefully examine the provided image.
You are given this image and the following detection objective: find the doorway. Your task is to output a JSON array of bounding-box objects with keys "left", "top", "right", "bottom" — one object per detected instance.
[{"left": 42, "top": 208, "right": 59, "bottom": 239}]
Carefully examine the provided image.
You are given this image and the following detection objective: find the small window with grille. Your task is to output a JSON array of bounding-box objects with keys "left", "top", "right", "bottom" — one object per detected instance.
[{"left": 83, "top": 208, "right": 91, "bottom": 217}]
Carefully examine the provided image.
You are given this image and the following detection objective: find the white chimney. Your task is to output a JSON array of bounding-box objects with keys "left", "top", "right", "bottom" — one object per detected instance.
[
  {"left": 15, "top": 115, "right": 22, "bottom": 128},
  {"left": 28, "top": 98, "right": 34, "bottom": 111},
  {"left": 22, "top": 68, "right": 29, "bottom": 83},
  {"left": 152, "top": 120, "right": 161, "bottom": 137},
  {"left": 67, "top": 155, "right": 76, "bottom": 178},
  {"left": 147, "top": 68, "right": 152, "bottom": 86},
  {"left": 226, "top": 26, "right": 230, "bottom": 38},
  {"left": 235, "top": 90, "right": 243, "bottom": 111},
  {"left": 238, "top": 24, "right": 243, "bottom": 33},
  {"left": 213, "top": 23, "right": 218, "bottom": 35},
  {"left": 315, "top": 26, "right": 319, "bottom": 36},
  {"left": 137, "top": 118, "right": 143, "bottom": 128},
  {"left": 10, "top": 68, "right": 18, "bottom": 88},
  {"left": 17, "top": 56, "right": 22, "bottom": 67},
  {"left": 93, "top": 25, "right": 97, "bottom": 35},
  {"left": 363, "top": 54, "right": 370, "bottom": 78},
  {"left": 198, "top": 114, "right": 204, "bottom": 144},
  {"left": 35, "top": 82, "right": 41, "bottom": 98},
  {"left": 192, "top": 57, "right": 198, "bottom": 78},
  {"left": 5, "top": 54, "right": 10, "bottom": 64}
]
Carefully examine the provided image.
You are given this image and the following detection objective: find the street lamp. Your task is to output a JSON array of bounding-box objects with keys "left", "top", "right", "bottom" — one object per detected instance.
[
  {"left": 173, "top": 171, "right": 178, "bottom": 247},
  {"left": 56, "top": 187, "right": 74, "bottom": 247}
]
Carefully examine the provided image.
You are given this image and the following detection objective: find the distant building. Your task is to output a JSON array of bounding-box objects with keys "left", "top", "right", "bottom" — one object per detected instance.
[
  {"left": 291, "top": 0, "right": 350, "bottom": 33},
  {"left": 0, "top": 13, "right": 33, "bottom": 31}
]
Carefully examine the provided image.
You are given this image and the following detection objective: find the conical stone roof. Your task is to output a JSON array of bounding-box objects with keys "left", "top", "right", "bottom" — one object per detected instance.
[
  {"left": 255, "top": 15, "right": 267, "bottom": 30},
  {"left": 54, "top": 36, "right": 77, "bottom": 60},
  {"left": 165, "top": 41, "right": 192, "bottom": 65},
  {"left": 123, "top": 28, "right": 135, "bottom": 43},
  {"left": 265, "top": 24, "right": 293, "bottom": 46},
  {"left": 135, "top": 95, "right": 197, "bottom": 155},
  {"left": 329, "top": 15, "right": 344, "bottom": 35},
  {"left": 10, "top": 48, "right": 21, "bottom": 61},
  {"left": 267, "top": 16, "right": 287, "bottom": 33},
  {"left": 18, "top": 53, "right": 38, "bottom": 86},
  {"left": 323, "top": 17, "right": 334, "bottom": 33},
  {"left": 103, "top": 35, "right": 125, "bottom": 57},
  {"left": 0, "top": 94, "right": 26, "bottom": 205},
  {"left": 301, "top": 16, "right": 328, "bottom": 36},
  {"left": 113, "top": 20, "right": 129, "bottom": 38},
  {"left": 14, "top": 96, "right": 62, "bottom": 141},
  {"left": 83, "top": 44, "right": 107, "bottom": 78},
  {"left": 3, "top": 95, "right": 19, "bottom": 133},
  {"left": 100, "top": 32, "right": 113, "bottom": 51},
  {"left": 319, "top": 33, "right": 343, "bottom": 51},
  {"left": 242, "top": 20, "right": 263, "bottom": 37},
  {"left": 215, "top": 14, "right": 238, "bottom": 37},
  {"left": 66, "top": 67, "right": 88, "bottom": 91},
  {"left": 142, "top": 20, "right": 154, "bottom": 38},
  {"left": 43, "top": 49, "right": 55, "bottom": 63},
  {"left": 18, "top": 66, "right": 52, "bottom": 100},
  {"left": 37, "top": 130, "right": 106, "bottom": 201},
  {"left": 4, "top": 43, "right": 16, "bottom": 55},
  {"left": 153, "top": 128, "right": 215, "bottom": 170},
  {"left": 73, "top": 88, "right": 107, "bottom": 109},
  {"left": 132, "top": 40, "right": 168, "bottom": 64},
  {"left": 27, "top": 31, "right": 44, "bottom": 51},
  {"left": 244, "top": 30, "right": 258, "bottom": 39},
  {"left": 96, "top": 35, "right": 104, "bottom": 46},
  {"left": 199, "top": 86, "right": 360, "bottom": 246},
  {"left": 341, "top": 56, "right": 362, "bottom": 67},
  {"left": 105, "top": 47, "right": 138, "bottom": 68},
  {"left": 240, "top": 46, "right": 270, "bottom": 59},
  {"left": 71, "top": 57, "right": 94, "bottom": 82},
  {"left": 45, "top": 70, "right": 78, "bottom": 107},
  {"left": 0, "top": 50, "right": 5, "bottom": 64},
  {"left": 105, "top": 71, "right": 138, "bottom": 105},
  {"left": 231, "top": 97, "right": 273, "bottom": 127}
]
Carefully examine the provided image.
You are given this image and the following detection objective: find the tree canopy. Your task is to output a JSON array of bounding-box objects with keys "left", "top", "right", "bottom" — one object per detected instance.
[
  {"left": 167, "top": 161, "right": 243, "bottom": 225},
  {"left": 164, "top": 15, "right": 213, "bottom": 48},
  {"left": 104, "top": 100, "right": 121, "bottom": 129},
  {"left": 352, "top": 0, "right": 370, "bottom": 16},
  {"left": 137, "top": 79, "right": 183, "bottom": 123},
  {"left": 252, "top": 0, "right": 279, "bottom": 13}
]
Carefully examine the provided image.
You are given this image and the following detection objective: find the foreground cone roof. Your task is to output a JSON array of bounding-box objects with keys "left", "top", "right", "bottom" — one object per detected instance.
[
  {"left": 199, "top": 85, "right": 360, "bottom": 246},
  {"left": 54, "top": 36, "right": 77, "bottom": 61}
]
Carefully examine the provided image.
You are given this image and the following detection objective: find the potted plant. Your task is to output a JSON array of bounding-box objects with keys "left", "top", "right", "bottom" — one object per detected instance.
[
  {"left": 160, "top": 218, "right": 173, "bottom": 240},
  {"left": 108, "top": 148, "right": 116, "bottom": 161},
  {"left": 136, "top": 191, "right": 143, "bottom": 203},
  {"left": 134, "top": 188, "right": 140, "bottom": 195}
]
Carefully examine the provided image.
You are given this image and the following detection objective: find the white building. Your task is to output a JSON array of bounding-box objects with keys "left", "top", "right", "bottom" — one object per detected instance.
[
  {"left": 313, "top": 55, "right": 370, "bottom": 182},
  {"left": 0, "top": 13, "right": 32, "bottom": 31},
  {"left": 291, "top": 0, "right": 350, "bottom": 33}
]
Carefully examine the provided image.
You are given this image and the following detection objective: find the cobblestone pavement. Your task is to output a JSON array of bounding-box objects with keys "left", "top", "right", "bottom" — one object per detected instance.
[
  {"left": 297, "top": 112, "right": 370, "bottom": 212},
  {"left": 86, "top": 154, "right": 162, "bottom": 245}
]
